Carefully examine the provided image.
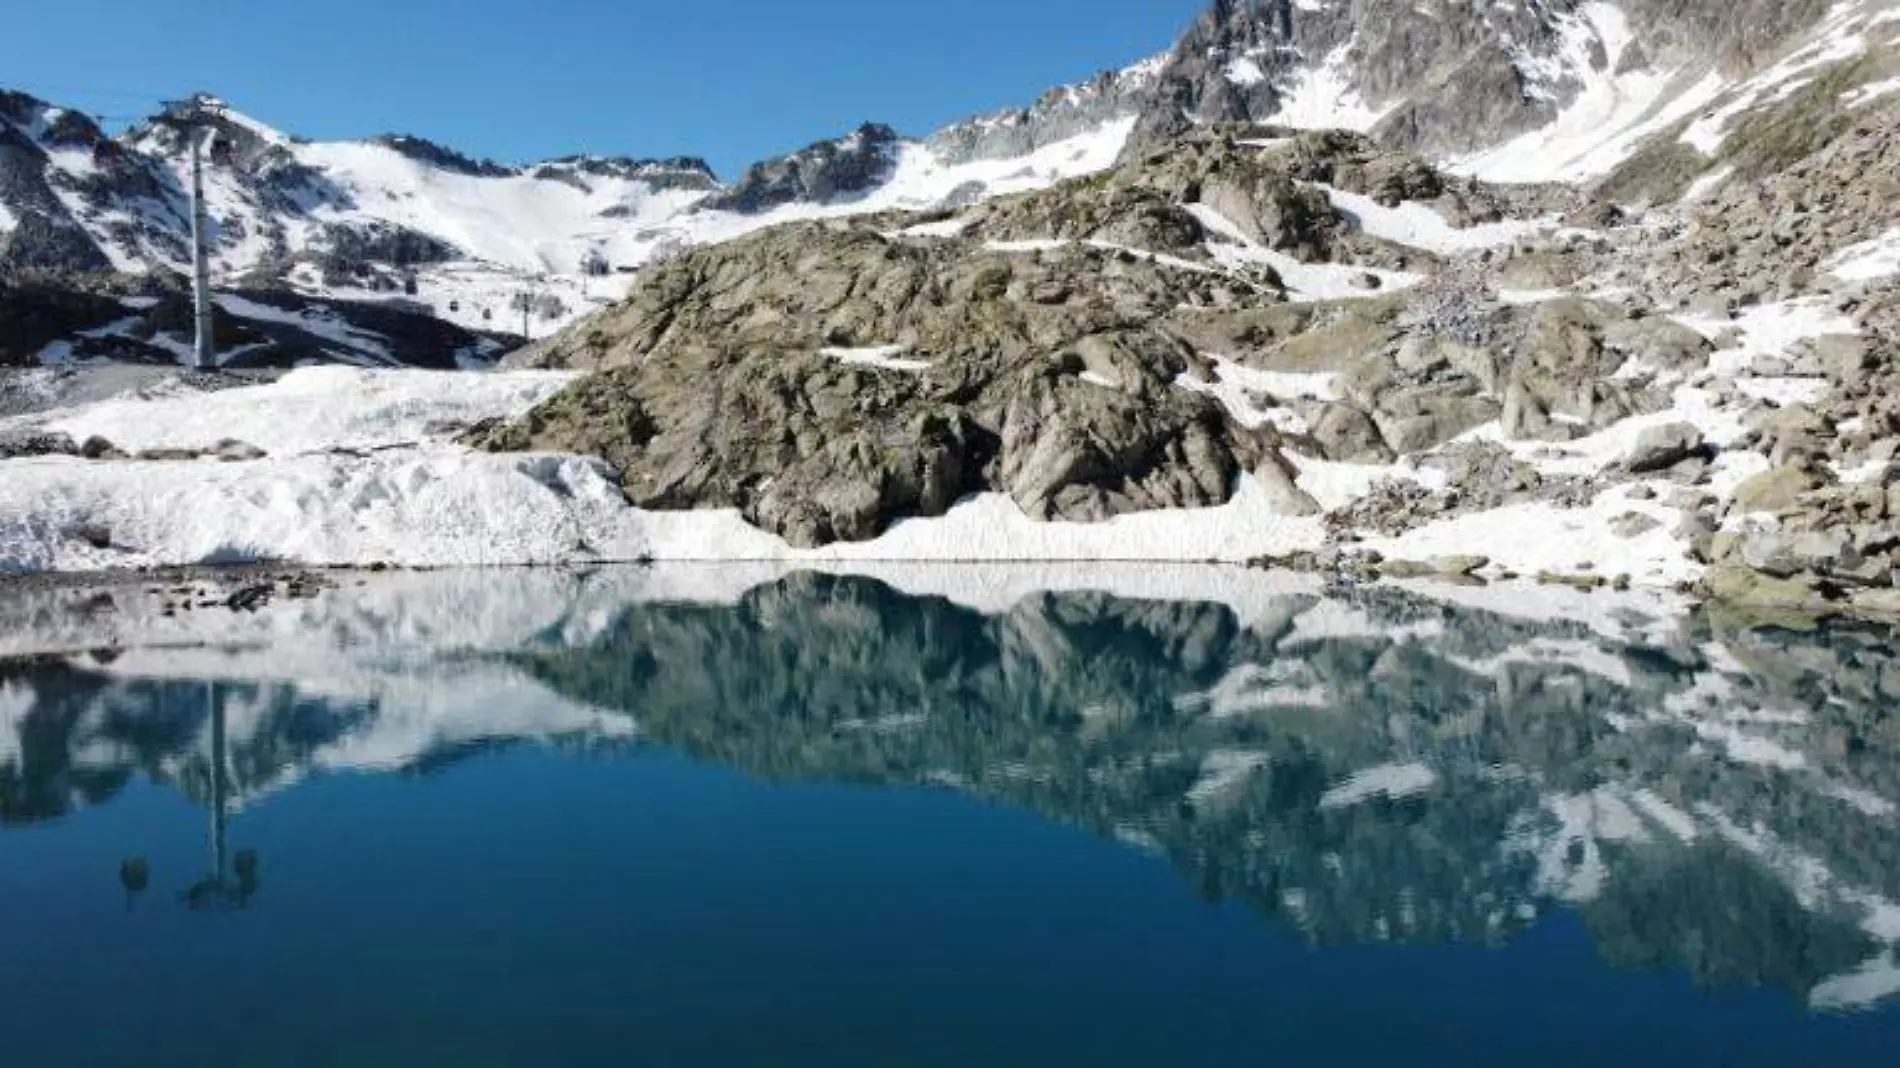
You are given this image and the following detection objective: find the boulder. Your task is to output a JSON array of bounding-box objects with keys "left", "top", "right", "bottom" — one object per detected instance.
[
  {"left": 1741, "top": 526, "right": 1863, "bottom": 579},
  {"left": 1624, "top": 422, "right": 1705, "bottom": 474},
  {"left": 80, "top": 435, "right": 126, "bottom": 460},
  {"left": 0, "top": 429, "right": 79, "bottom": 459},
  {"left": 214, "top": 439, "right": 267, "bottom": 462},
  {"left": 1730, "top": 463, "right": 1828, "bottom": 515},
  {"left": 1306, "top": 402, "right": 1394, "bottom": 463}
]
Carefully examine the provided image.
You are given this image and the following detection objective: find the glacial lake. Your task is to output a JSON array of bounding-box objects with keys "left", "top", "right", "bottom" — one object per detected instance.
[{"left": 3, "top": 565, "right": 1899, "bottom": 1066}]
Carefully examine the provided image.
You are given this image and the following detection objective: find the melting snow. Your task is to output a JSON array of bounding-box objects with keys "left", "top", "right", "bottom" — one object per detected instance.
[
  {"left": 0, "top": 368, "right": 1335, "bottom": 572},
  {"left": 820, "top": 345, "right": 933, "bottom": 372},
  {"left": 1452, "top": 4, "right": 1730, "bottom": 182},
  {"left": 1184, "top": 202, "right": 1422, "bottom": 299},
  {"left": 1266, "top": 42, "right": 1394, "bottom": 132},
  {"left": 1828, "top": 228, "right": 1900, "bottom": 281},
  {"left": 1843, "top": 74, "right": 1900, "bottom": 107},
  {"left": 1319, "top": 763, "right": 1438, "bottom": 810},
  {"left": 1176, "top": 357, "right": 1335, "bottom": 434},
  {"left": 1322, "top": 186, "right": 1551, "bottom": 254},
  {"left": 1680, "top": 2, "right": 1874, "bottom": 154}
]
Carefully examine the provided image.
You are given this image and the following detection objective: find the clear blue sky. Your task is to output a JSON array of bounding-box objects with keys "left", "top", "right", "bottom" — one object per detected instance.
[{"left": 6, "top": 0, "right": 1205, "bottom": 177}]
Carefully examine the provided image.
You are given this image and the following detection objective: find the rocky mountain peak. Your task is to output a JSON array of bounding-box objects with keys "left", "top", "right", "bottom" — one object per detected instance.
[
  {"left": 372, "top": 133, "right": 516, "bottom": 178},
  {"left": 527, "top": 154, "right": 720, "bottom": 192},
  {"left": 700, "top": 122, "right": 904, "bottom": 215},
  {"left": 926, "top": 54, "right": 1165, "bottom": 166}
]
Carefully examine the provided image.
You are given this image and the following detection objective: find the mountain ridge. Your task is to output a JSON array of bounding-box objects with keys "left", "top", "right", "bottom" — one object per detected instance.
[{"left": 3, "top": 0, "right": 1891, "bottom": 356}]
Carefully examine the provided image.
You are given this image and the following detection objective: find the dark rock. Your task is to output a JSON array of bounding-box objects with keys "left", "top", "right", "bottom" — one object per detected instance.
[
  {"left": 703, "top": 124, "right": 903, "bottom": 215},
  {"left": 0, "top": 428, "right": 79, "bottom": 458}
]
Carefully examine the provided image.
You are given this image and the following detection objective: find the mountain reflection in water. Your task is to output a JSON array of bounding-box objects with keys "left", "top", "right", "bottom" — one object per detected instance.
[{"left": 2, "top": 566, "right": 1898, "bottom": 1065}]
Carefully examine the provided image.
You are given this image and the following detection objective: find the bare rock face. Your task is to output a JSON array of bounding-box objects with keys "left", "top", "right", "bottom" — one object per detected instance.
[
  {"left": 1127, "top": 0, "right": 1586, "bottom": 159},
  {"left": 1124, "top": 0, "right": 1842, "bottom": 162},
  {"left": 481, "top": 321, "right": 1277, "bottom": 547},
  {"left": 479, "top": 137, "right": 1432, "bottom": 546},
  {"left": 700, "top": 124, "right": 903, "bottom": 215}
]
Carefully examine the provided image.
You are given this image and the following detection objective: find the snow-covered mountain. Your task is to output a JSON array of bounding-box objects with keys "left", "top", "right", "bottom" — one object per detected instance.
[
  {"left": 1123, "top": 0, "right": 1886, "bottom": 180},
  {"left": 3, "top": 0, "right": 1886, "bottom": 362},
  {"left": 0, "top": 68, "right": 1151, "bottom": 349}
]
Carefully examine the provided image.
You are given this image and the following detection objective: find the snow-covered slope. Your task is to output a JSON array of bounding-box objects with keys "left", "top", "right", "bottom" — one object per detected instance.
[
  {"left": 6, "top": 0, "right": 1883, "bottom": 361},
  {"left": 1, "top": 83, "right": 1150, "bottom": 345},
  {"left": 1125, "top": 0, "right": 1898, "bottom": 187}
]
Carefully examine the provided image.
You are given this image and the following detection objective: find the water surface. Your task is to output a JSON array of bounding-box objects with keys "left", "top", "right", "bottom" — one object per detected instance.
[{"left": 3, "top": 567, "right": 1898, "bottom": 1065}]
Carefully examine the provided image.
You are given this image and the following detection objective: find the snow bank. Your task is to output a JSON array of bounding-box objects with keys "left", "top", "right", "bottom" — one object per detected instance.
[
  {"left": 1321, "top": 187, "right": 1550, "bottom": 254},
  {"left": 24, "top": 366, "right": 577, "bottom": 455},
  {"left": 0, "top": 365, "right": 1332, "bottom": 572},
  {"left": 1362, "top": 484, "right": 1700, "bottom": 588},
  {"left": 1184, "top": 203, "right": 1422, "bottom": 299},
  {"left": 1828, "top": 228, "right": 1900, "bottom": 282},
  {"left": 0, "top": 448, "right": 1329, "bottom": 571}
]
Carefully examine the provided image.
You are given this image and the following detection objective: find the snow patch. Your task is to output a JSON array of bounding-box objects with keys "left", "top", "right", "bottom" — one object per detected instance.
[
  {"left": 1827, "top": 228, "right": 1900, "bottom": 282},
  {"left": 1266, "top": 42, "right": 1394, "bottom": 132},
  {"left": 1185, "top": 202, "right": 1422, "bottom": 300},
  {"left": 1843, "top": 74, "right": 1900, "bottom": 107},
  {"left": 24, "top": 366, "right": 576, "bottom": 456},
  {"left": 820, "top": 345, "right": 933, "bottom": 372},
  {"left": 1322, "top": 186, "right": 1551, "bottom": 254},
  {"left": 1318, "top": 763, "right": 1438, "bottom": 809}
]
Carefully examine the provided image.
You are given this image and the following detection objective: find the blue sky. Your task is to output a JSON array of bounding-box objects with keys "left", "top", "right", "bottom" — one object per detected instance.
[{"left": 7, "top": 0, "right": 1204, "bottom": 177}]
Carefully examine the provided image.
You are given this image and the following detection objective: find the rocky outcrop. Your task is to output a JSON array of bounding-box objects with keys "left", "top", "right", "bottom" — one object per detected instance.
[
  {"left": 926, "top": 57, "right": 1161, "bottom": 164},
  {"left": 531, "top": 155, "right": 720, "bottom": 192},
  {"left": 700, "top": 123, "right": 903, "bottom": 214},
  {"left": 486, "top": 132, "right": 1573, "bottom": 545},
  {"left": 476, "top": 218, "right": 1281, "bottom": 545},
  {"left": 0, "top": 271, "right": 135, "bottom": 364},
  {"left": 1126, "top": 0, "right": 1586, "bottom": 158},
  {"left": 372, "top": 134, "right": 515, "bottom": 178}
]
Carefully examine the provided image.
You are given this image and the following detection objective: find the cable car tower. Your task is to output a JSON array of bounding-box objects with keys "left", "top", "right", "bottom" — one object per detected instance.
[{"left": 160, "top": 94, "right": 227, "bottom": 371}]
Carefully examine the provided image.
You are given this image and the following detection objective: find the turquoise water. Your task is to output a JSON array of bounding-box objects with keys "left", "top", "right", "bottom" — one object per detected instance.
[{"left": 3, "top": 569, "right": 1899, "bottom": 1065}]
